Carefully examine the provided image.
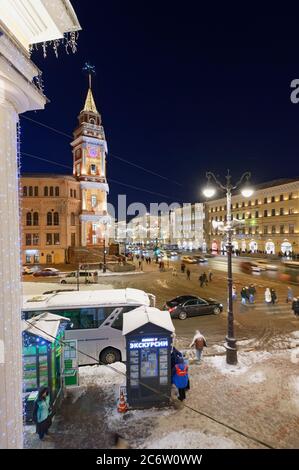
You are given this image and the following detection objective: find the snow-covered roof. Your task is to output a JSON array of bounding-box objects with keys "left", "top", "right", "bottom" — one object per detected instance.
[
  {"left": 122, "top": 306, "right": 175, "bottom": 336},
  {"left": 23, "top": 288, "right": 150, "bottom": 311},
  {"left": 23, "top": 312, "right": 70, "bottom": 343}
]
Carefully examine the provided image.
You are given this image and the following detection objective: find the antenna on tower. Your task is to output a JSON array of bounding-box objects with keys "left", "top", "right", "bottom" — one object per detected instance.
[{"left": 83, "top": 62, "right": 96, "bottom": 89}]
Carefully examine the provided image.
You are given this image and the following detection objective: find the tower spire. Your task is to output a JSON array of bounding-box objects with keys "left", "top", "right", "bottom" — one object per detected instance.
[{"left": 82, "top": 62, "right": 98, "bottom": 113}]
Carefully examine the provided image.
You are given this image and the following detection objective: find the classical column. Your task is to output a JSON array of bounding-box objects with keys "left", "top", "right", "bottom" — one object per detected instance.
[
  {"left": 0, "top": 98, "right": 23, "bottom": 449},
  {"left": 81, "top": 220, "right": 87, "bottom": 246}
]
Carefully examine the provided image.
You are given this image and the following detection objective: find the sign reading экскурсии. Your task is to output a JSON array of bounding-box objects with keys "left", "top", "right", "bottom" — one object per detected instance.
[{"left": 129, "top": 337, "right": 169, "bottom": 349}]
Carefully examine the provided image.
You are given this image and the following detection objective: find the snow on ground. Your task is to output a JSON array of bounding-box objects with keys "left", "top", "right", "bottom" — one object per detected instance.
[
  {"left": 106, "top": 407, "right": 174, "bottom": 429},
  {"left": 22, "top": 282, "right": 114, "bottom": 295},
  {"left": 67, "top": 386, "right": 87, "bottom": 404},
  {"left": 291, "top": 331, "right": 299, "bottom": 339},
  {"left": 246, "top": 371, "right": 266, "bottom": 384},
  {"left": 79, "top": 362, "right": 126, "bottom": 388},
  {"left": 289, "top": 376, "right": 299, "bottom": 410},
  {"left": 206, "top": 351, "right": 273, "bottom": 375},
  {"left": 143, "top": 430, "right": 243, "bottom": 449}
]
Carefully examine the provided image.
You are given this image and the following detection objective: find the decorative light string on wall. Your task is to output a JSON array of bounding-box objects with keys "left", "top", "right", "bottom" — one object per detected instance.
[{"left": 29, "top": 31, "right": 79, "bottom": 59}]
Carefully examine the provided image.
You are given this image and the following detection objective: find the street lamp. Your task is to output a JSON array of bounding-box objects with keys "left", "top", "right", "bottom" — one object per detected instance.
[{"left": 203, "top": 170, "right": 253, "bottom": 365}]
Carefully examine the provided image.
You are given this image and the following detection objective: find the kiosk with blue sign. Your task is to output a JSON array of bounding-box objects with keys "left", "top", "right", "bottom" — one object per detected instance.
[{"left": 123, "top": 306, "right": 175, "bottom": 408}]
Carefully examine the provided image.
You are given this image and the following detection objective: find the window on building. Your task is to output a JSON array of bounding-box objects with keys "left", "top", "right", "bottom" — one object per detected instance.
[
  {"left": 255, "top": 199, "right": 258, "bottom": 206},
  {"left": 264, "top": 210, "right": 268, "bottom": 217},
  {"left": 220, "top": 215, "right": 222, "bottom": 221},
  {"left": 34, "top": 186, "right": 38, "bottom": 196},
  {"left": 242, "top": 202, "right": 245, "bottom": 208},
  {"left": 71, "top": 213, "right": 76, "bottom": 226},
  {"left": 23, "top": 186, "right": 27, "bottom": 196},
  {"left": 50, "top": 186, "right": 54, "bottom": 196},
  {"left": 71, "top": 233, "right": 76, "bottom": 247},
  {"left": 248, "top": 227, "right": 252, "bottom": 234},
  {"left": 54, "top": 233, "right": 60, "bottom": 245},
  {"left": 264, "top": 226, "right": 268, "bottom": 234},
  {"left": 32, "top": 234, "right": 39, "bottom": 246},
  {"left": 26, "top": 212, "right": 32, "bottom": 226},
  {"left": 236, "top": 213, "right": 239, "bottom": 219},
  {"left": 46, "top": 254, "right": 52, "bottom": 263},
  {"left": 47, "top": 212, "right": 52, "bottom": 226},
  {"left": 55, "top": 186, "right": 59, "bottom": 197},
  {"left": 33, "top": 212, "right": 39, "bottom": 226},
  {"left": 44, "top": 186, "right": 48, "bottom": 196},
  {"left": 271, "top": 209, "right": 275, "bottom": 216},
  {"left": 255, "top": 226, "right": 259, "bottom": 234},
  {"left": 46, "top": 234, "right": 52, "bottom": 245},
  {"left": 255, "top": 211, "right": 259, "bottom": 218},
  {"left": 215, "top": 216, "right": 218, "bottom": 222},
  {"left": 289, "top": 224, "right": 295, "bottom": 234},
  {"left": 70, "top": 189, "right": 73, "bottom": 197},
  {"left": 280, "top": 225, "right": 284, "bottom": 234},
  {"left": 272, "top": 225, "right": 276, "bottom": 234},
  {"left": 248, "top": 200, "right": 252, "bottom": 206},
  {"left": 280, "top": 194, "right": 283, "bottom": 201},
  {"left": 280, "top": 208, "right": 284, "bottom": 216},
  {"left": 76, "top": 164, "right": 80, "bottom": 176},
  {"left": 90, "top": 164, "right": 97, "bottom": 175},
  {"left": 271, "top": 196, "right": 275, "bottom": 203},
  {"left": 242, "top": 213, "right": 245, "bottom": 219},
  {"left": 289, "top": 208, "right": 294, "bottom": 215},
  {"left": 28, "top": 186, "right": 33, "bottom": 197},
  {"left": 248, "top": 213, "right": 252, "bottom": 219},
  {"left": 74, "top": 190, "right": 77, "bottom": 199},
  {"left": 91, "top": 195, "right": 97, "bottom": 208},
  {"left": 289, "top": 193, "right": 293, "bottom": 200},
  {"left": 25, "top": 234, "right": 31, "bottom": 246},
  {"left": 236, "top": 203, "right": 239, "bottom": 209},
  {"left": 264, "top": 197, "right": 267, "bottom": 204},
  {"left": 53, "top": 212, "right": 59, "bottom": 225}
]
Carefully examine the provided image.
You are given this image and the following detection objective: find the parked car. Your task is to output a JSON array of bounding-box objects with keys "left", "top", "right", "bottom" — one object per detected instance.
[
  {"left": 33, "top": 267, "right": 61, "bottom": 277},
  {"left": 164, "top": 295, "right": 223, "bottom": 320},
  {"left": 60, "top": 271, "right": 95, "bottom": 284},
  {"left": 181, "top": 256, "right": 197, "bottom": 264}
]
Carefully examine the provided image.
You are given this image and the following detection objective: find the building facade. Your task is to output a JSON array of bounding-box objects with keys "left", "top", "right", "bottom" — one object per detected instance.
[
  {"left": 205, "top": 179, "right": 299, "bottom": 255},
  {"left": 21, "top": 81, "right": 110, "bottom": 265}
]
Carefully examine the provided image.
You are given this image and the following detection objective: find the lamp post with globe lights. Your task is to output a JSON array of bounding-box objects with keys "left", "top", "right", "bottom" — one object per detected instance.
[{"left": 203, "top": 170, "right": 254, "bottom": 365}]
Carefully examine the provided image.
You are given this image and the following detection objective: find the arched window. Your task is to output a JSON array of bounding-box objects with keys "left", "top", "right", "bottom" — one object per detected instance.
[
  {"left": 46, "top": 254, "right": 52, "bottom": 263},
  {"left": 50, "top": 186, "right": 54, "bottom": 196},
  {"left": 47, "top": 212, "right": 52, "bottom": 226},
  {"left": 53, "top": 212, "right": 59, "bottom": 225},
  {"left": 44, "top": 186, "right": 48, "bottom": 196},
  {"left": 71, "top": 212, "right": 76, "bottom": 226},
  {"left": 26, "top": 212, "right": 32, "bottom": 226},
  {"left": 23, "top": 186, "right": 27, "bottom": 196},
  {"left": 55, "top": 186, "right": 59, "bottom": 197},
  {"left": 28, "top": 186, "right": 33, "bottom": 197},
  {"left": 34, "top": 186, "right": 38, "bottom": 196},
  {"left": 33, "top": 212, "right": 39, "bottom": 226}
]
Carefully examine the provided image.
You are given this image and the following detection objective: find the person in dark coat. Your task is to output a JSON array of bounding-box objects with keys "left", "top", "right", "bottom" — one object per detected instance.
[
  {"left": 172, "top": 357, "right": 189, "bottom": 401},
  {"left": 202, "top": 272, "right": 208, "bottom": 286},
  {"left": 171, "top": 346, "right": 183, "bottom": 369},
  {"left": 33, "top": 386, "right": 52, "bottom": 440},
  {"left": 270, "top": 288, "right": 277, "bottom": 305},
  {"left": 186, "top": 269, "right": 191, "bottom": 280},
  {"left": 292, "top": 297, "right": 299, "bottom": 316},
  {"left": 241, "top": 287, "right": 249, "bottom": 305},
  {"left": 181, "top": 263, "right": 186, "bottom": 274},
  {"left": 248, "top": 284, "right": 256, "bottom": 304}
]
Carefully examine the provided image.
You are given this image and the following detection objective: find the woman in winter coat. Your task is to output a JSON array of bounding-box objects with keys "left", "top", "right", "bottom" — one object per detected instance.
[
  {"left": 265, "top": 288, "right": 272, "bottom": 304},
  {"left": 232, "top": 285, "right": 237, "bottom": 300},
  {"left": 33, "top": 386, "right": 52, "bottom": 440},
  {"left": 270, "top": 288, "right": 277, "bottom": 304},
  {"left": 172, "top": 357, "right": 189, "bottom": 401}
]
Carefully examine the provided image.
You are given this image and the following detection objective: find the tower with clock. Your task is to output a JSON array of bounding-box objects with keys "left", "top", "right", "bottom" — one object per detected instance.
[{"left": 71, "top": 74, "right": 110, "bottom": 247}]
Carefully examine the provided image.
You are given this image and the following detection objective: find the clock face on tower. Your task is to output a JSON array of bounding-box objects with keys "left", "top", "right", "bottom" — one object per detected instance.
[{"left": 87, "top": 146, "right": 98, "bottom": 158}]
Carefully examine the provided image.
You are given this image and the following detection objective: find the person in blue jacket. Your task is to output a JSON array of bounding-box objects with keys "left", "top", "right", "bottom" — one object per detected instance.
[
  {"left": 172, "top": 356, "right": 189, "bottom": 401},
  {"left": 33, "top": 386, "right": 52, "bottom": 440}
]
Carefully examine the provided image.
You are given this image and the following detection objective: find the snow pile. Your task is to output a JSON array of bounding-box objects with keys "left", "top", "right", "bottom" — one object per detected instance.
[
  {"left": 289, "top": 376, "right": 299, "bottom": 411},
  {"left": 143, "top": 430, "right": 243, "bottom": 449},
  {"left": 237, "top": 338, "right": 256, "bottom": 347},
  {"left": 206, "top": 351, "right": 272, "bottom": 375},
  {"left": 107, "top": 407, "right": 174, "bottom": 428},
  {"left": 291, "top": 331, "right": 299, "bottom": 339},
  {"left": 247, "top": 371, "right": 266, "bottom": 384},
  {"left": 79, "top": 362, "right": 126, "bottom": 388}
]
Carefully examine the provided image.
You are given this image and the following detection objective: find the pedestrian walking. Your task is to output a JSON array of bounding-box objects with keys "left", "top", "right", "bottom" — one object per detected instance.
[
  {"left": 265, "top": 287, "right": 272, "bottom": 304},
  {"left": 270, "top": 288, "right": 277, "bottom": 305},
  {"left": 232, "top": 285, "right": 237, "bottom": 301},
  {"left": 202, "top": 272, "right": 208, "bottom": 286},
  {"left": 172, "top": 357, "right": 189, "bottom": 401},
  {"left": 167, "top": 259, "right": 170, "bottom": 269},
  {"left": 241, "top": 286, "right": 248, "bottom": 305},
  {"left": 248, "top": 284, "right": 256, "bottom": 304},
  {"left": 93, "top": 270, "right": 98, "bottom": 283},
  {"left": 181, "top": 262, "right": 186, "bottom": 274},
  {"left": 286, "top": 286, "right": 294, "bottom": 303},
  {"left": 33, "top": 386, "right": 52, "bottom": 440},
  {"left": 189, "top": 330, "right": 207, "bottom": 362},
  {"left": 140, "top": 261, "right": 144, "bottom": 271},
  {"left": 208, "top": 270, "right": 213, "bottom": 282},
  {"left": 172, "top": 266, "right": 177, "bottom": 277},
  {"left": 199, "top": 273, "right": 204, "bottom": 287},
  {"left": 138, "top": 260, "right": 142, "bottom": 270},
  {"left": 186, "top": 268, "right": 191, "bottom": 280},
  {"left": 291, "top": 297, "right": 299, "bottom": 317}
]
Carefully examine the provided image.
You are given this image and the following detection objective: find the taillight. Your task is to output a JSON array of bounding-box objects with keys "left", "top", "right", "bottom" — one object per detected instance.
[{"left": 169, "top": 306, "right": 177, "bottom": 313}]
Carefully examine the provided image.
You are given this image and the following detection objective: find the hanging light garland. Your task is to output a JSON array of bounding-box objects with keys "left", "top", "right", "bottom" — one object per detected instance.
[{"left": 29, "top": 31, "right": 79, "bottom": 59}]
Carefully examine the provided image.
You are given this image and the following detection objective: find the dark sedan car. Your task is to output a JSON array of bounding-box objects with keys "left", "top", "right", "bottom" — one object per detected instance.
[{"left": 164, "top": 295, "right": 223, "bottom": 320}]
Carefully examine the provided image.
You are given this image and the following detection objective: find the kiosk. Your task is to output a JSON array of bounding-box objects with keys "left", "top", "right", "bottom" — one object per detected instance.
[
  {"left": 22, "top": 312, "right": 70, "bottom": 423},
  {"left": 123, "top": 306, "right": 175, "bottom": 408}
]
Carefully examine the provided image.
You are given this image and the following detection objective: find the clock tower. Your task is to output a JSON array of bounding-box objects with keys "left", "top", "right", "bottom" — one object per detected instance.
[{"left": 71, "top": 79, "right": 110, "bottom": 246}]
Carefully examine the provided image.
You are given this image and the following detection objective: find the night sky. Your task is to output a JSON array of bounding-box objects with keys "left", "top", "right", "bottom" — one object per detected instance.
[{"left": 21, "top": 2, "right": 299, "bottom": 212}]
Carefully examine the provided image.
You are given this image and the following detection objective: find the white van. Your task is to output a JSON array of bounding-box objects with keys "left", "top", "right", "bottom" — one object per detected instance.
[
  {"left": 22, "top": 288, "right": 155, "bottom": 365},
  {"left": 60, "top": 271, "right": 95, "bottom": 284}
]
